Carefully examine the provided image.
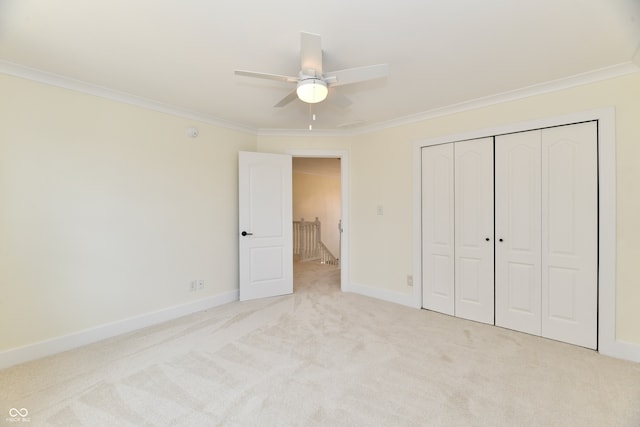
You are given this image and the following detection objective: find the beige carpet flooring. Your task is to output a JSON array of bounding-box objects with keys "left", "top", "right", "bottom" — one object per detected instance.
[{"left": 2, "top": 261, "right": 640, "bottom": 427}]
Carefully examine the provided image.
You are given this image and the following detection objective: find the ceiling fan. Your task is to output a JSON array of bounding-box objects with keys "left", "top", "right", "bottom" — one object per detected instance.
[{"left": 234, "top": 32, "right": 389, "bottom": 108}]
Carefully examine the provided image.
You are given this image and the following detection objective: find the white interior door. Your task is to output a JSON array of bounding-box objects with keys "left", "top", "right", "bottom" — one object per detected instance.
[
  {"left": 455, "top": 138, "right": 494, "bottom": 324},
  {"left": 495, "top": 131, "right": 542, "bottom": 335},
  {"left": 421, "top": 144, "right": 455, "bottom": 315},
  {"left": 238, "top": 151, "right": 292, "bottom": 301},
  {"left": 541, "top": 122, "right": 598, "bottom": 348}
]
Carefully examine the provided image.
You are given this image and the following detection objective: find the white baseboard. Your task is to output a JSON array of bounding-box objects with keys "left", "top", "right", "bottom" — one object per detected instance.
[
  {"left": 600, "top": 338, "right": 640, "bottom": 363},
  {"left": 345, "top": 282, "right": 419, "bottom": 308},
  {"left": 0, "top": 290, "right": 238, "bottom": 370},
  {"left": 4, "top": 284, "right": 637, "bottom": 368}
]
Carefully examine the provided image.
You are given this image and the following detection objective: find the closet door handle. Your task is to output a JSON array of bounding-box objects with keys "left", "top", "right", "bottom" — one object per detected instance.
[
  {"left": 499, "top": 238, "right": 504, "bottom": 242},
  {"left": 485, "top": 237, "right": 490, "bottom": 241}
]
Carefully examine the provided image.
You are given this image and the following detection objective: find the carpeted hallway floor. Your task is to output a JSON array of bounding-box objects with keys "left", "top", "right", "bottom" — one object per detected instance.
[{"left": 1, "top": 261, "right": 640, "bottom": 426}]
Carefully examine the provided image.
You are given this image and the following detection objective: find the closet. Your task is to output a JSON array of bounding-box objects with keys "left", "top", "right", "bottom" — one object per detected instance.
[{"left": 421, "top": 121, "right": 598, "bottom": 349}]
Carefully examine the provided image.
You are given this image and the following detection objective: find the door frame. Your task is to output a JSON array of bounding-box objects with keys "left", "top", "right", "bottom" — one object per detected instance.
[
  {"left": 411, "top": 107, "right": 634, "bottom": 361},
  {"left": 286, "top": 149, "right": 349, "bottom": 292}
]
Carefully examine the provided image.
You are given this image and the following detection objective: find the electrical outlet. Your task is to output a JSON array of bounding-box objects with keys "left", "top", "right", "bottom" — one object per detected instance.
[
  {"left": 197, "top": 279, "right": 204, "bottom": 290},
  {"left": 407, "top": 275, "right": 413, "bottom": 287}
]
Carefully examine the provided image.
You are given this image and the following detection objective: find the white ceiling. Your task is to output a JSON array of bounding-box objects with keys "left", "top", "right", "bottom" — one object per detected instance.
[{"left": 1, "top": 0, "right": 639, "bottom": 133}]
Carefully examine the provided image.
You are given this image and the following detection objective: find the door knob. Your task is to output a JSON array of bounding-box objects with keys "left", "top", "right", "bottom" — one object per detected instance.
[
  {"left": 499, "top": 238, "right": 504, "bottom": 242},
  {"left": 241, "top": 231, "right": 253, "bottom": 236},
  {"left": 485, "top": 238, "right": 490, "bottom": 241}
]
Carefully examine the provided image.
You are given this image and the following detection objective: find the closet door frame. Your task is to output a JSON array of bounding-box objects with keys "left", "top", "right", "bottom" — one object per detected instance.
[{"left": 412, "top": 107, "right": 626, "bottom": 360}]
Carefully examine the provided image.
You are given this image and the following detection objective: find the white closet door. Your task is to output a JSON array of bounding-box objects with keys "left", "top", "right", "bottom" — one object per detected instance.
[
  {"left": 454, "top": 138, "right": 494, "bottom": 324},
  {"left": 541, "top": 122, "right": 598, "bottom": 349},
  {"left": 495, "top": 131, "right": 542, "bottom": 336},
  {"left": 422, "top": 144, "right": 455, "bottom": 315}
]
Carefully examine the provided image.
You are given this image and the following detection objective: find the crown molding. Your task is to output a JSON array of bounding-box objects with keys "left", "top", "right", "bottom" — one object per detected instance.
[
  {"left": 357, "top": 62, "right": 640, "bottom": 135},
  {"left": 0, "top": 60, "right": 257, "bottom": 135},
  {"left": 2, "top": 59, "right": 638, "bottom": 137}
]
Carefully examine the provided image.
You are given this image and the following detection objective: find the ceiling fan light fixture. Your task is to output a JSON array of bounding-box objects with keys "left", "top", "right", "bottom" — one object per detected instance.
[{"left": 296, "top": 78, "right": 328, "bottom": 104}]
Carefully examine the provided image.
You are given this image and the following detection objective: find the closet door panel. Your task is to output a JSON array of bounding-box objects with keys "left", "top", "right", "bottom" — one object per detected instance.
[
  {"left": 495, "top": 131, "right": 542, "bottom": 336},
  {"left": 454, "top": 138, "right": 494, "bottom": 324},
  {"left": 422, "top": 144, "right": 455, "bottom": 315},
  {"left": 541, "top": 122, "right": 598, "bottom": 349}
]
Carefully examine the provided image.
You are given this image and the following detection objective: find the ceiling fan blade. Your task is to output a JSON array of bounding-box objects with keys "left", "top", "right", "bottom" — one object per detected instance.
[
  {"left": 235, "top": 70, "right": 298, "bottom": 83},
  {"left": 300, "top": 32, "right": 323, "bottom": 75},
  {"left": 274, "top": 89, "right": 299, "bottom": 108},
  {"left": 324, "top": 64, "right": 389, "bottom": 87}
]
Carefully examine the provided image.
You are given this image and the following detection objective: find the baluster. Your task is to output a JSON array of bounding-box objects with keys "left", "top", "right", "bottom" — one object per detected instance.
[
  {"left": 302, "top": 219, "right": 306, "bottom": 259},
  {"left": 315, "top": 217, "right": 321, "bottom": 259},
  {"left": 305, "top": 220, "right": 309, "bottom": 259},
  {"left": 308, "top": 219, "right": 312, "bottom": 260},
  {"left": 314, "top": 217, "right": 320, "bottom": 258}
]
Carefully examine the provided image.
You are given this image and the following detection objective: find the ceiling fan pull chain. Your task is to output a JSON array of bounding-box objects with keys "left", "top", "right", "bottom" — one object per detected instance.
[{"left": 308, "top": 105, "right": 315, "bottom": 131}]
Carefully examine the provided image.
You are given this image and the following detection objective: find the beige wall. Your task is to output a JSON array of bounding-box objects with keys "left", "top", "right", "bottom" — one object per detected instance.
[
  {"left": 0, "top": 74, "right": 256, "bottom": 351},
  {"left": 349, "top": 72, "right": 640, "bottom": 344},
  {"left": 2, "top": 70, "right": 639, "bottom": 357},
  {"left": 256, "top": 134, "right": 352, "bottom": 154}
]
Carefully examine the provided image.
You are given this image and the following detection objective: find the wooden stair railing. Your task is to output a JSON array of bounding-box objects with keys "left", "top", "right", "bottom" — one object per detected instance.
[{"left": 293, "top": 217, "right": 339, "bottom": 266}]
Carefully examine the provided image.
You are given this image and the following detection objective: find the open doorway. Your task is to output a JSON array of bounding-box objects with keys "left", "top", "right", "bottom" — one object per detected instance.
[{"left": 289, "top": 151, "right": 348, "bottom": 292}]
